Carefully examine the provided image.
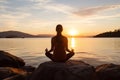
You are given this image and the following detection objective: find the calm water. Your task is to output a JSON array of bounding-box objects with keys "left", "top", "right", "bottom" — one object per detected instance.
[{"left": 0, "top": 38, "right": 120, "bottom": 67}]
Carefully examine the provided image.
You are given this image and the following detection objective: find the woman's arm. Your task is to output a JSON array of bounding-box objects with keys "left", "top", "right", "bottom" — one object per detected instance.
[
  {"left": 48, "top": 37, "right": 54, "bottom": 52},
  {"left": 65, "top": 38, "right": 71, "bottom": 52}
]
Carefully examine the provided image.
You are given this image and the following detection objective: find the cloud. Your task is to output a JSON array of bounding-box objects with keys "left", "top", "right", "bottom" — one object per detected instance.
[
  {"left": 0, "top": 5, "right": 6, "bottom": 10},
  {"left": 29, "top": 0, "right": 74, "bottom": 15},
  {"left": 87, "top": 13, "right": 120, "bottom": 20},
  {"left": 0, "top": 0, "right": 8, "bottom": 3},
  {"left": 73, "top": 4, "right": 120, "bottom": 17},
  {"left": 30, "top": 0, "right": 51, "bottom": 3},
  {"left": 0, "top": 13, "right": 31, "bottom": 20},
  {"left": 0, "top": 0, "right": 8, "bottom": 10},
  {"left": 44, "top": 3, "right": 73, "bottom": 14},
  {"left": 1, "top": 0, "right": 120, "bottom": 34},
  {"left": 0, "top": 5, "right": 31, "bottom": 30},
  {"left": 0, "top": 12, "right": 31, "bottom": 31}
]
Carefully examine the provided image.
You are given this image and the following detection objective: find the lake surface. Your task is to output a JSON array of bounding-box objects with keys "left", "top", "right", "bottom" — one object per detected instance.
[{"left": 0, "top": 38, "right": 120, "bottom": 67}]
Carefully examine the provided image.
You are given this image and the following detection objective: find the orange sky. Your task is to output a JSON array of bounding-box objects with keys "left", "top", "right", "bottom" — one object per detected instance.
[{"left": 0, "top": 0, "right": 120, "bottom": 36}]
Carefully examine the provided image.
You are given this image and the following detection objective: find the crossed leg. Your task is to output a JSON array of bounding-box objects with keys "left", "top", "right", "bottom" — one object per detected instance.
[
  {"left": 45, "top": 52, "right": 54, "bottom": 61},
  {"left": 66, "top": 52, "right": 75, "bottom": 61},
  {"left": 45, "top": 51, "right": 75, "bottom": 62}
]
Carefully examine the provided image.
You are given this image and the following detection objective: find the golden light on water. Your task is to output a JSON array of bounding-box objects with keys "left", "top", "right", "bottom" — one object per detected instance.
[{"left": 70, "top": 38, "right": 76, "bottom": 49}]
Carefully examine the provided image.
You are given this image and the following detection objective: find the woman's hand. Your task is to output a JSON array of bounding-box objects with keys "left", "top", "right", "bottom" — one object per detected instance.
[
  {"left": 45, "top": 48, "right": 48, "bottom": 52},
  {"left": 71, "top": 49, "right": 74, "bottom": 52}
]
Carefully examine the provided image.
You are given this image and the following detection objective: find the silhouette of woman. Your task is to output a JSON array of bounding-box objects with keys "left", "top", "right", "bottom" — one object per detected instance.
[{"left": 45, "top": 24, "right": 75, "bottom": 62}]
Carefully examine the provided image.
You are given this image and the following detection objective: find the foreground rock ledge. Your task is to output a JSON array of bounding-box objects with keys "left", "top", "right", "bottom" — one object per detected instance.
[
  {"left": 0, "top": 50, "right": 25, "bottom": 67},
  {"left": 30, "top": 60, "right": 96, "bottom": 80},
  {"left": 96, "top": 64, "right": 120, "bottom": 80}
]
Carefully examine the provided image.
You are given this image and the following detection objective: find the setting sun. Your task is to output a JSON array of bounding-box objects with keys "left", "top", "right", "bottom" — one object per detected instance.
[{"left": 68, "top": 29, "right": 79, "bottom": 36}]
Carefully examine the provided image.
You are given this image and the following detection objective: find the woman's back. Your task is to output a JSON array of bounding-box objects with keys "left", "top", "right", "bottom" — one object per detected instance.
[{"left": 52, "top": 36, "right": 67, "bottom": 61}]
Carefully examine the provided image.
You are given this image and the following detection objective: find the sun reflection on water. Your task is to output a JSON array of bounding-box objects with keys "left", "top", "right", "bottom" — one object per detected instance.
[{"left": 70, "top": 38, "right": 76, "bottom": 50}]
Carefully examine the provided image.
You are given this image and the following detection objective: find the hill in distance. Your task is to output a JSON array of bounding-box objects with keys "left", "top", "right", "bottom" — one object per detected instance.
[
  {"left": 94, "top": 29, "right": 120, "bottom": 37},
  {"left": 0, "top": 31, "right": 53, "bottom": 38},
  {"left": 0, "top": 29, "right": 120, "bottom": 38}
]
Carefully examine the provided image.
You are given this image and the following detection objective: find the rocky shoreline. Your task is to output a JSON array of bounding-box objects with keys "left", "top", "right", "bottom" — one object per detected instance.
[{"left": 0, "top": 50, "right": 120, "bottom": 80}]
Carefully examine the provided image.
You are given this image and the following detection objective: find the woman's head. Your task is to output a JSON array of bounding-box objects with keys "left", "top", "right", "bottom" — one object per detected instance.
[{"left": 56, "top": 24, "right": 63, "bottom": 33}]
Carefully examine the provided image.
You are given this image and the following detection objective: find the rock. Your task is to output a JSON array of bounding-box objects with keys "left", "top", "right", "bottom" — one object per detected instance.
[
  {"left": 21, "top": 66, "right": 36, "bottom": 72},
  {"left": 3, "top": 74, "right": 26, "bottom": 80},
  {"left": 29, "top": 60, "right": 96, "bottom": 80},
  {"left": 0, "top": 67, "right": 27, "bottom": 80},
  {"left": 3, "top": 72, "right": 32, "bottom": 80},
  {"left": 0, "top": 50, "right": 25, "bottom": 67},
  {"left": 96, "top": 63, "right": 120, "bottom": 80}
]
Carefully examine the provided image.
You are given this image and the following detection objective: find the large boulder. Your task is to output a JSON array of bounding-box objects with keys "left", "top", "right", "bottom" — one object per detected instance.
[
  {"left": 21, "top": 66, "right": 36, "bottom": 72},
  {"left": 0, "top": 67, "right": 27, "bottom": 80},
  {"left": 96, "top": 63, "right": 120, "bottom": 80},
  {"left": 3, "top": 74, "right": 27, "bottom": 80},
  {"left": 0, "top": 66, "right": 36, "bottom": 80},
  {"left": 30, "top": 60, "right": 96, "bottom": 80},
  {"left": 0, "top": 50, "right": 25, "bottom": 67}
]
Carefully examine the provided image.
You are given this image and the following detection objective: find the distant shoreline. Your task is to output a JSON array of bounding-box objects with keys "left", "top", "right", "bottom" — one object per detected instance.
[
  {"left": 94, "top": 29, "right": 120, "bottom": 37},
  {"left": 0, "top": 29, "right": 120, "bottom": 38}
]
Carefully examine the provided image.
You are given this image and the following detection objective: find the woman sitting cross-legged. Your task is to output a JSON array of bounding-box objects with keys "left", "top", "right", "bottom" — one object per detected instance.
[{"left": 45, "top": 24, "right": 75, "bottom": 62}]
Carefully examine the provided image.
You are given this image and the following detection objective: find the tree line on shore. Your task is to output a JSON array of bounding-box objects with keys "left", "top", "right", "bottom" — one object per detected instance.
[{"left": 94, "top": 29, "right": 120, "bottom": 37}]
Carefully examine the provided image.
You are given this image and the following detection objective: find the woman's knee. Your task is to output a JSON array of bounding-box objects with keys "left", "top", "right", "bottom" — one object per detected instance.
[
  {"left": 45, "top": 52, "right": 51, "bottom": 57},
  {"left": 70, "top": 52, "right": 75, "bottom": 56},
  {"left": 45, "top": 52, "right": 53, "bottom": 58}
]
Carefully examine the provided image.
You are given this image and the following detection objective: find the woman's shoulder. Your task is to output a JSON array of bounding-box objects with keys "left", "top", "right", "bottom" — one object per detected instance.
[
  {"left": 52, "top": 36, "right": 57, "bottom": 39},
  {"left": 62, "top": 36, "right": 67, "bottom": 38},
  {"left": 62, "top": 36, "right": 67, "bottom": 40},
  {"left": 52, "top": 35, "right": 67, "bottom": 39}
]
